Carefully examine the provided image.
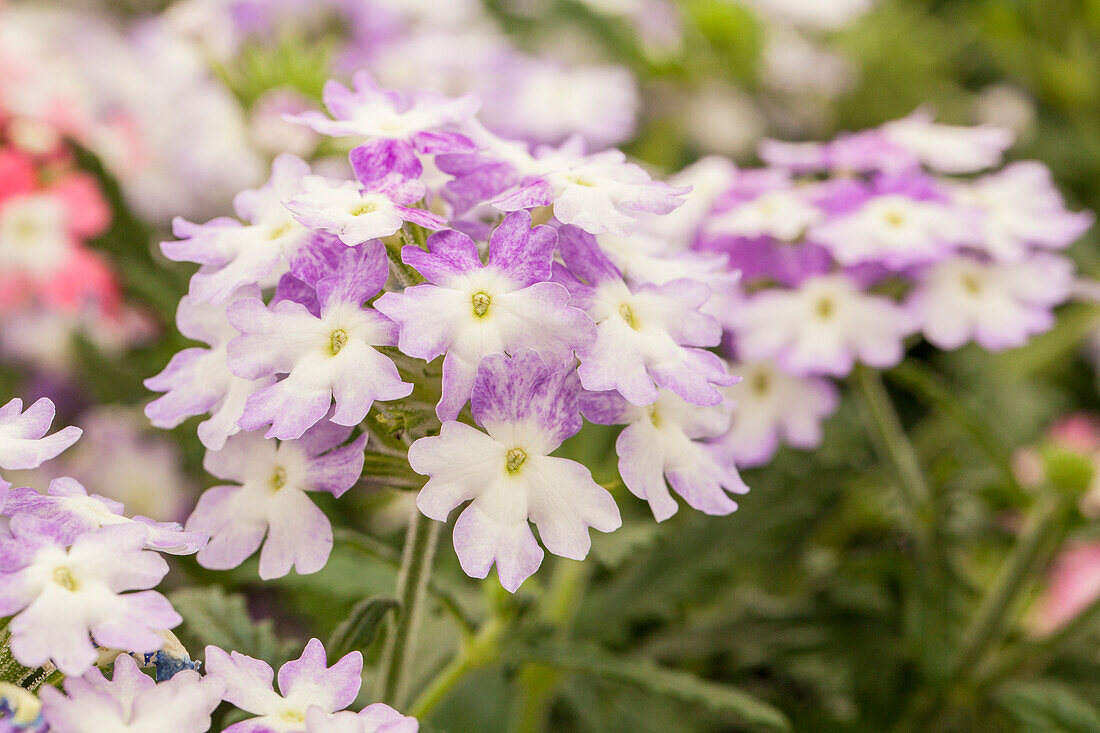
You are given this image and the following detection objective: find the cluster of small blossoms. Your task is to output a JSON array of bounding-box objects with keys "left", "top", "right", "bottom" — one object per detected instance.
[
  {"left": 0, "top": 397, "right": 416, "bottom": 732},
  {"left": 147, "top": 71, "right": 748, "bottom": 592},
  {"left": 0, "top": 4, "right": 263, "bottom": 224},
  {"left": 166, "top": 0, "right": 638, "bottom": 152},
  {"left": 682, "top": 110, "right": 1093, "bottom": 466}
]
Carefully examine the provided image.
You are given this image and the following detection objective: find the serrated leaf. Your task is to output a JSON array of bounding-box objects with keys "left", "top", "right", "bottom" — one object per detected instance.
[
  {"left": 995, "top": 680, "right": 1100, "bottom": 732},
  {"left": 169, "top": 587, "right": 299, "bottom": 666},
  {"left": 328, "top": 595, "right": 399, "bottom": 659},
  {"left": 515, "top": 643, "right": 790, "bottom": 732}
]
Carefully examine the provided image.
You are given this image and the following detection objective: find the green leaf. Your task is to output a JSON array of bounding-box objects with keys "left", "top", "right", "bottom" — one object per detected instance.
[
  {"left": 515, "top": 643, "right": 790, "bottom": 732},
  {"left": 328, "top": 596, "right": 399, "bottom": 659},
  {"left": 169, "top": 587, "right": 298, "bottom": 666},
  {"left": 360, "top": 451, "right": 425, "bottom": 490},
  {"left": 994, "top": 680, "right": 1100, "bottom": 732}
]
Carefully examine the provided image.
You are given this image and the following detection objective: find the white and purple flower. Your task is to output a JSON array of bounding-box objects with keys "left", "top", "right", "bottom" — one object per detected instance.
[
  {"left": 0, "top": 397, "right": 81, "bottom": 498},
  {"left": 3, "top": 477, "right": 206, "bottom": 555},
  {"left": 204, "top": 637, "right": 414, "bottom": 732},
  {"left": 408, "top": 351, "right": 621, "bottom": 592},
  {"left": 39, "top": 653, "right": 224, "bottom": 733},
  {"left": 228, "top": 241, "right": 412, "bottom": 440},
  {"left": 186, "top": 422, "right": 366, "bottom": 579},
  {"left": 0, "top": 516, "right": 180, "bottom": 675},
  {"left": 581, "top": 389, "right": 748, "bottom": 521},
  {"left": 285, "top": 173, "right": 446, "bottom": 246},
  {"left": 145, "top": 286, "right": 275, "bottom": 451},
  {"left": 375, "top": 211, "right": 595, "bottom": 420},
  {"left": 162, "top": 154, "right": 314, "bottom": 305},
  {"left": 558, "top": 226, "right": 736, "bottom": 406}
]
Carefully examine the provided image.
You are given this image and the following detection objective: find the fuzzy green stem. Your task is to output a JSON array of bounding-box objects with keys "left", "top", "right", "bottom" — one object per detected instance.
[
  {"left": 377, "top": 510, "right": 441, "bottom": 708},
  {"left": 407, "top": 617, "right": 504, "bottom": 719}
]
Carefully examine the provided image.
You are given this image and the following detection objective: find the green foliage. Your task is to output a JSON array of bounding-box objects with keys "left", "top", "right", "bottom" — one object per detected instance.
[
  {"left": 169, "top": 587, "right": 299, "bottom": 666},
  {"left": 514, "top": 643, "right": 791, "bottom": 732},
  {"left": 994, "top": 680, "right": 1100, "bottom": 732},
  {"left": 328, "top": 596, "right": 400, "bottom": 659}
]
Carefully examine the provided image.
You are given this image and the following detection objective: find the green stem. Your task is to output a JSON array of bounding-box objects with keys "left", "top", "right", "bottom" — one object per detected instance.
[
  {"left": 896, "top": 493, "right": 1071, "bottom": 731},
  {"left": 852, "top": 366, "right": 945, "bottom": 641},
  {"left": 951, "top": 494, "right": 1070, "bottom": 680},
  {"left": 513, "top": 559, "right": 591, "bottom": 733},
  {"left": 335, "top": 527, "right": 476, "bottom": 634},
  {"left": 977, "top": 583, "right": 1100, "bottom": 687},
  {"left": 377, "top": 510, "right": 441, "bottom": 708},
  {"left": 407, "top": 617, "right": 504, "bottom": 719},
  {"left": 852, "top": 366, "right": 933, "bottom": 524},
  {"left": 887, "top": 363, "right": 1022, "bottom": 493}
]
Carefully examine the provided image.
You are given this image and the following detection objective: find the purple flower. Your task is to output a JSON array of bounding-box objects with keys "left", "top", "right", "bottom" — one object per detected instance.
[
  {"left": 704, "top": 185, "right": 824, "bottom": 243},
  {"left": 494, "top": 140, "right": 689, "bottom": 237},
  {"left": 760, "top": 110, "right": 1014, "bottom": 176},
  {"left": 285, "top": 173, "right": 446, "bottom": 246},
  {"left": 186, "top": 422, "right": 366, "bottom": 579},
  {"left": 0, "top": 516, "right": 180, "bottom": 675},
  {"left": 408, "top": 351, "right": 621, "bottom": 592},
  {"left": 145, "top": 287, "right": 275, "bottom": 451},
  {"left": 581, "top": 389, "right": 747, "bottom": 521},
  {"left": 807, "top": 193, "right": 973, "bottom": 270},
  {"left": 880, "top": 109, "right": 1014, "bottom": 174},
  {"left": 558, "top": 227, "right": 735, "bottom": 407},
  {"left": 717, "top": 361, "right": 839, "bottom": 467},
  {"left": 375, "top": 212, "right": 595, "bottom": 420},
  {"left": 204, "top": 638, "right": 368, "bottom": 732},
  {"left": 287, "top": 70, "right": 478, "bottom": 181},
  {"left": 3, "top": 477, "right": 206, "bottom": 555},
  {"left": 950, "top": 161, "right": 1094, "bottom": 261},
  {"left": 733, "top": 274, "right": 915, "bottom": 377},
  {"left": 39, "top": 653, "right": 224, "bottom": 733},
  {"left": 909, "top": 253, "right": 1074, "bottom": 351},
  {"left": 162, "top": 154, "right": 314, "bottom": 304},
  {"left": 306, "top": 705, "right": 419, "bottom": 733},
  {"left": 228, "top": 242, "right": 412, "bottom": 440},
  {"left": 479, "top": 59, "right": 637, "bottom": 150},
  {"left": 0, "top": 397, "right": 81, "bottom": 499}
]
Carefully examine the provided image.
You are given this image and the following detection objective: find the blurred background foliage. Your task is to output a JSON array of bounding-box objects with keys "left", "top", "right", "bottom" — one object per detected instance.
[{"left": 9, "top": 0, "right": 1100, "bottom": 730}]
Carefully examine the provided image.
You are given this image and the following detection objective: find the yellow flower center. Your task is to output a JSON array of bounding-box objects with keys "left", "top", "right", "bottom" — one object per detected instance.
[
  {"left": 330, "top": 329, "right": 348, "bottom": 355},
  {"left": 506, "top": 448, "right": 528, "bottom": 473},
  {"left": 961, "top": 273, "right": 983, "bottom": 295},
  {"left": 268, "top": 222, "right": 294, "bottom": 240},
  {"left": 619, "top": 303, "right": 637, "bottom": 329},
  {"left": 472, "top": 291, "right": 491, "bottom": 318},
  {"left": 270, "top": 466, "right": 288, "bottom": 492},
  {"left": 351, "top": 201, "right": 377, "bottom": 216},
  {"left": 53, "top": 566, "right": 79, "bottom": 591},
  {"left": 814, "top": 296, "right": 835, "bottom": 319},
  {"left": 750, "top": 371, "right": 771, "bottom": 396},
  {"left": 883, "top": 210, "right": 906, "bottom": 228}
]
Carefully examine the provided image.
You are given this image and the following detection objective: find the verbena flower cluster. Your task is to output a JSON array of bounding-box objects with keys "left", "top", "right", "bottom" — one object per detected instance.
[
  {"left": 146, "top": 71, "right": 749, "bottom": 594},
  {"left": 685, "top": 110, "right": 1093, "bottom": 466},
  {"left": 0, "top": 397, "right": 416, "bottom": 732},
  {"left": 167, "top": 0, "right": 639, "bottom": 152}
]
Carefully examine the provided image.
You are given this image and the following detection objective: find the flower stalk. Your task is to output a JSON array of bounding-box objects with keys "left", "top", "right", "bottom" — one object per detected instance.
[{"left": 377, "top": 509, "right": 442, "bottom": 708}]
